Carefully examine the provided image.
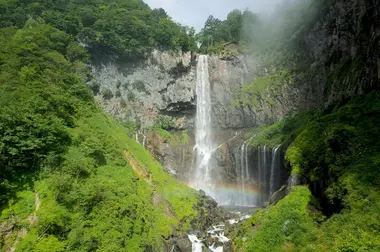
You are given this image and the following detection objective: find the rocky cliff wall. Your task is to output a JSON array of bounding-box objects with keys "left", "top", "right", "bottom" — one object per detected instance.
[
  {"left": 89, "top": 0, "right": 380, "bottom": 185},
  {"left": 89, "top": 51, "right": 299, "bottom": 130},
  {"left": 301, "top": 0, "right": 380, "bottom": 106}
]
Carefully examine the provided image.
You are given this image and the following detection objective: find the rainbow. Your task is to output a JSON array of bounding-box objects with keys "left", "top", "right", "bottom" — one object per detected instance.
[
  {"left": 184, "top": 180, "right": 264, "bottom": 207},
  {"left": 213, "top": 182, "right": 262, "bottom": 198}
]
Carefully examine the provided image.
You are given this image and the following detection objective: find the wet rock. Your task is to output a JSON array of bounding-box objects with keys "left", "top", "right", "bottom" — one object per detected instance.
[
  {"left": 91, "top": 50, "right": 299, "bottom": 130},
  {"left": 287, "top": 174, "right": 306, "bottom": 193},
  {"left": 172, "top": 237, "right": 192, "bottom": 252},
  {"left": 269, "top": 185, "right": 287, "bottom": 205},
  {"left": 199, "top": 190, "right": 206, "bottom": 198}
]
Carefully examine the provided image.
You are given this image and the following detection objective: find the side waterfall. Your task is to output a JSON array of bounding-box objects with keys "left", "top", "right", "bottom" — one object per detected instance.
[
  {"left": 233, "top": 143, "right": 284, "bottom": 207},
  {"left": 192, "top": 55, "right": 215, "bottom": 194},
  {"left": 270, "top": 145, "right": 281, "bottom": 196}
]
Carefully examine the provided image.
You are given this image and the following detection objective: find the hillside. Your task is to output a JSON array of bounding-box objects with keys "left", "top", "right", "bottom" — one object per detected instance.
[
  {"left": 0, "top": 19, "right": 204, "bottom": 251},
  {"left": 233, "top": 93, "right": 380, "bottom": 251},
  {"left": 0, "top": 0, "right": 196, "bottom": 57}
]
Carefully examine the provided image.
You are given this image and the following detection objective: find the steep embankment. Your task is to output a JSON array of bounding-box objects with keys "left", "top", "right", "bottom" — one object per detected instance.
[
  {"left": 234, "top": 93, "right": 380, "bottom": 251},
  {"left": 0, "top": 20, "right": 210, "bottom": 252},
  {"left": 232, "top": 0, "right": 380, "bottom": 250}
]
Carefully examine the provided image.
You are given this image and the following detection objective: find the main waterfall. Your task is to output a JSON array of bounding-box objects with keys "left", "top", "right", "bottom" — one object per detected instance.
[
  {"left": 190, "top": 55, "right": 285, "bottom": 208},
  {"left": 192, "top": 55, "right": 215, "bottom": 194}
]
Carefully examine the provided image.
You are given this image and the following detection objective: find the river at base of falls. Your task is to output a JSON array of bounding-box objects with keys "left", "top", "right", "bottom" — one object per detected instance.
[{"left": 187, "top": 206, "right": 257, "bottom": 252}]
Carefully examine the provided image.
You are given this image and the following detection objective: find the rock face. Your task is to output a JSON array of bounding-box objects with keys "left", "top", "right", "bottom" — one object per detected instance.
[
  {"left": 89, "top": 0, "right": 380, "bottom": 187},
  {"left": 90, "top": 50, "right": 300, "bottom": 183},
  {"left": 90, "top": 51, "right": 299, "bottom": 130},
  {"left": 145, "top": 130, "right": 195, "bottom": 182},
  {"left": 301, "top": 0, "right": 380, "bottom": 106},
  {"left": 90, "top": 50, "right": 196, "bottom": 128}
]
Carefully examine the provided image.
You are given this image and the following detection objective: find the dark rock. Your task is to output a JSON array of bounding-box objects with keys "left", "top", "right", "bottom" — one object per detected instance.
[
  {"left": 172, "top": 238, "right": 192, "bottom": 252},
  {"left": 199, "top": 190, "right": 206, "bottom": 198},
  {"left": 269, "top": 185, "right": 287, "bottom": 205}
]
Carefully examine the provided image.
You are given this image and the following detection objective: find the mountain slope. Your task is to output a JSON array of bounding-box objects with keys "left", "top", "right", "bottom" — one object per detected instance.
[
  {"left": 234, "top": 93, "right": 380, "bottom": 251},
  {"left": 0, "top": 20, "right": 199, "bottom": 252}
]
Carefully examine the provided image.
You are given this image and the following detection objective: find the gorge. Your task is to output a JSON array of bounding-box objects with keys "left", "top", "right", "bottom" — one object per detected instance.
[{"left": 0, "top": 0, "right": 380, "bottom": 251}]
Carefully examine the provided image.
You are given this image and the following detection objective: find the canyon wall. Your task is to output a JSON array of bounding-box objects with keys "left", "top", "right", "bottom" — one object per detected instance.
[
  {"left": 89, "top": 51, "right": 300, "bottom": 130},
  {"left": 88, "top": 0, "right": 380, "bottom": 188}
]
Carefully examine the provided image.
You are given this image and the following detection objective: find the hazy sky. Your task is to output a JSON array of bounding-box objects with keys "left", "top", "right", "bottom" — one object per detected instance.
[{"left": 144, "top": 0, "right": 282, "bottom": 30}]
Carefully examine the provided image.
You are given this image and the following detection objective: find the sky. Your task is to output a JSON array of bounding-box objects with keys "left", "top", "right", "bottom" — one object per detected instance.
[{"left": 144, "top": 0, "right": 282, "bottom": 31}]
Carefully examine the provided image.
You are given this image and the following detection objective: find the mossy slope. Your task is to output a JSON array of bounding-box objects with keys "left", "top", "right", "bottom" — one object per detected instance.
[
  {"left": 0, "top": 20, "right": 198, "bottom": 252},
  {"left": 235, "top": 93, "right": 380, "bottom": 251}
]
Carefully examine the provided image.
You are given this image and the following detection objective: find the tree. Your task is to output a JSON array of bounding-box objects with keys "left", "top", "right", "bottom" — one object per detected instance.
[{"left": 226, "top": 9, "right": 243, "bottom": 42}]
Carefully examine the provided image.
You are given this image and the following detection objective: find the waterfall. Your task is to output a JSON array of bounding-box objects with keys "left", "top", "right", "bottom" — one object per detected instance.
[
  {"left": 135, "top": 131, "right": 147, "bottom": 148},
  {"left": 192, "top": 55, "right": 214, "bottom": 194},
  {"left": 239, "top": 141, "right": 251, "bottom": 206},
  {"left": 135, "top": 132, "right": 140, "bottom": 144},
  {"left": 269, "top": 145, "right": 281, "bottom": 196},
  {"left": 262, "top": 146, "right": 267, "bottom": 201},
  {"left": 244, "top": 142, "right": 249, "bottom": 204},
  {"left": 240, "top": 142, "right": 246, "bottom": 205},
  {"left": 190, "top": 55, "right": 285, "bottom": 208},
  {"left": 235, "top": 148, "right": 242, "bottom": 205},
  {"left": 257, "top": 146, "right": 262, "bottom": 205},
  {"left": 232, "top": 143, "right": 285, "bottom": 207}
]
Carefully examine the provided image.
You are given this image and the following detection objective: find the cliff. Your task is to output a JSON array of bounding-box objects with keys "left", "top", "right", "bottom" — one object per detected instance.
[
  {"left": 90, "top": 51, "right": 300, "bottom": 130},
  {"left": 298, "top": 0, "right": 380, "bottom": 106}
]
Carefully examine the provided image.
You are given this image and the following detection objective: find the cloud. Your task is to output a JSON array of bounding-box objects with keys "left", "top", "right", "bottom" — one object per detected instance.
[{"left": 144, "top": 0, "right": 282, "bottom": 30}]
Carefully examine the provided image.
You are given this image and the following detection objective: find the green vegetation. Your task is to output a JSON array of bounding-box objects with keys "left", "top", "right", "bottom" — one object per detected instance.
[
  {"left": 236, "top": 70, "right": 294, "bottom": 109},
  {"left": 234, "top": 186, "right": 316, "bottom": 251},
  {"left": 115, "top": 90, "right": 122, "bottom": 98},
  {"left": 132, "top": 80, "right": 148, "bottom": 93},
  {"left": 155, "top": 129, "right": 190, "bottom": 146},
  {"left": 153, "top": 115, "right": 175, "bottom": 130},
  {"left": 0, "top": 18, "right": 200, "bottom": 251},
  {"left": 120, "top": 99, "right": 127, "bottom": 108},
  {"left": 197, "top": 9, "right": 259, "bottom": 54},
  {"left": 127, "top": 91, "right": 136, "bottom": 101},
  {"left": 101, "top": 88, "right": 113, "bottom": 100},
  {"left": 235, "top": 93, "right": 380, "bottom": 251},
  {"left": 247, "top": 110, "right": 320, "bottom": 148},
  {"left": 0, "top": 0, "right": 197, "bottom": 57}
]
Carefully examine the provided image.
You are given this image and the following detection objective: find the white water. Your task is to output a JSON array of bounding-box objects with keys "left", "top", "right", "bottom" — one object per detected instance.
[
  {"left": 270, "top": 145, "right": 281, "bottom": 196},
  {"left": 188, "top": 234, "right": 203, "bottom": 252},
  {"left": 240, "top": 142, "right": 246, "bottom": 205},
  {"left": 192, "top": 55, "right": 215, "bottom": 194},
  {"left": 231, "top": 143, "right": 284, "bottom": 207},
  {"left": 188, "top": 214, "right": 251, "bottom": 252},
  {"left": 263, "top": 145, "right": 267, "bottom": 198},
  {"left": 237, "top": 141, "right": 251, "bottom": 206},
  {"left": 135, "top": 131, "right": 147, "bottom": 148},
  {"left": 209, "top": 244, "right": 224, "bottom": 252}
]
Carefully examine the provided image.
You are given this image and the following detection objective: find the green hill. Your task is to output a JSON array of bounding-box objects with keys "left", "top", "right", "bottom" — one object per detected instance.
[{"left": 0, "top": 19, "right": 199, "bottom": 251}]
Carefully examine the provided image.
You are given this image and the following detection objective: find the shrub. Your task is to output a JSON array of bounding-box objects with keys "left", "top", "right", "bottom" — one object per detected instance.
[
  {"left": 115, "top": 90, "right": 122, "bottom": 98},
  {"left": 127, "top": 91, "right": 135, "bottom": 101},
  {"left": 122, "top": 81, "right": 130, "bottom": 90},
  {"left": 102, "top": 88, "right": 113, "bottom": 100},
  {"left": 116, "top": 80, "right": 121, "bottom": 89},
  {"left": 89, "top": 82, "right": 100, "bottom": 94},
  {"left": 153, "top": 115, "right": 174, "bottom": 130},
  {"left": 120, "top": 99, "right": 127, "bottom": 108},
  {"left": 133, "top": 80, "right": 147, "bottom": 93}
]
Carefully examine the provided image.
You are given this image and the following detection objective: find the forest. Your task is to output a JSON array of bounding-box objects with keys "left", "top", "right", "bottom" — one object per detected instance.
[{"left": 0, "top": 2, "right": 200, "bottom": 250}]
